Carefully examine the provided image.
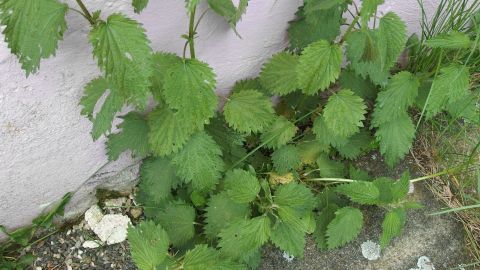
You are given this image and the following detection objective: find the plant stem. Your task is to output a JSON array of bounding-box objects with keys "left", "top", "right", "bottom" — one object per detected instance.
[
  {"left": 188, "top": 7, "right": 197, "bottom": 59},
  {"left": 75, "top": 0, "right": 95, "bottom": 25},
  {"left": 340, "top": 15, "right": 360, "bottom": 44}
]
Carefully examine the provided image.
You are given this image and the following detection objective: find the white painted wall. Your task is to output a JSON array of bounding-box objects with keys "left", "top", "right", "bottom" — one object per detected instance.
[{"left": 0, "top": 0, "right": 439, "bottom": 232}]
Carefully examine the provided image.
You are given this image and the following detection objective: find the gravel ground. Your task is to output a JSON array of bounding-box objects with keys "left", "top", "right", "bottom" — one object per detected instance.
[{"left": 30, "top": 221, "right": 136, "bottom": 270}]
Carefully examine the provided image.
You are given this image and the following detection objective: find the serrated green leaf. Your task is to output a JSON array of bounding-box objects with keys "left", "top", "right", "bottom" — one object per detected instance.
[
  {"left": 260, "top": 116, "right": 298, "bottom": 149},
  {"left": 311, "top": 117, "right": 343, "bottom": 151},
  {"left": 270, "top": 221, "right": 306, "bottom": 258},
  {"left": 326, "top": 207, "right": 363, "bottom": 249},
  {"left": 219, "top": 216, "right": 271, "bottom": 259},
  {"left": 91, "top": 88, "right": 124, "bottom": 140},
  {"left": 375, "top": 113, "right": 415, "bottom": 167},
  {"left": 380, "top": 208, "right": 406, "bottom": 249},
  {"left": 128, "top": 221, "right": 169, "bottom": 270},
  {"left": 336, "top": 130, "right": 373, "bottom": 160},
  {"left": 372, "top": 71, "right": 420, "bottom": 125},
  {"left": 224, "top": 169, "right": 260, "bottom": 203},
  {"left": 426, "top": 31, "right": 471, "bottom": 49},
  {"left": 206, "top": 114, "right": 247, "bottom": 167},
  {"left": 361, "top": 0, "right": 384, "bottom": 23},
  {"left": 224, "top": 89, "right": 275, "bottom": 133},
  {"left": 297, "top": 40, "right": 342, "bottom": 94},
  {"left": 348, "top": 165, "right": 372, "bottom": 181},
  {"left": 231, "top": 78, "right": 268, "bottom": 96},
  {"left": 0, "top": 0, "right": 68, "bottom": 75},
  {"left": 259, "top": 52, "right": 299, "bottom": 96},
  {"left": 426, "top": 64, "right": 470, "bottom": 119},
  {"left": 204, "top": 192, "right": 250, "bottom": 240},
  {"left": 156, "top": 201, "right": 196, "bottom": 247},
  {"left": 183, "top": 244, "right": 246, "bottom": 270},
  {"left": 288, "top": 5, "right": 342, "bottom": 50},
  {"left": 90, "top": 14, "right": 153, "bottom": 108},
  {"left": 373, "top": 177, "right": 395, "bottom": 204},
  {"left": 275, "top": 183, "right": 316, "bottom": 232},
  {"left": 335, "top": 181, "right": 380, "bottom": 205},
  {"left": 171, "top": 132, "right": 225, "bottom": 191},
  {"left": 80, "top": 78, "right": 110, "bottom": 121},
  {"left": 107, "top": 112, "right": 149, "bottom": 161},
  {"left": 147, "top": 107, "right": 195, "bottom": 156},
  {"left": 338, "top": 68, "right": 378, "bottom": 100},
  {"left": 163, "top": 59, "right": 218, "bottom": 129},
  {"left": 313, "top": 204, "right": 338, "bottom": 250},
  {"left": 297, "top": 132, "right": 326, "bottom": 165},
  {"left": 324, "top": 89, "right": 367, "bottom": 138},
  {"left": 391, "top": 171, "right": 410, "bottom": 202},
  {"left": 446, "top": 92, "right": 479, "bottom": 122},
  {"left": 316, "top": 154, "right": 346, "bottom": 178},
  {"left": 150, "top": 52, "right": 183, "bottom": 102},
  {"left": 304, "top": 0, "right": 346, "bottom": 12},
  {"left": 132, "top": 0, "right": 148, "bottom": 13},
  {"left": 272, "top": 145, "right": 302, "bottom": 174},
  {"left": 138, "top": 157, "right": 180, "bottom": 204},
  {"left": 207, "top": 0, "right": 236, "bottom": 25},
  {"left": 377, "top": 12, "right": 407, "bottom": 70},
  {"left": 0, "top": 225, "right": 34, "bottom": 246}
]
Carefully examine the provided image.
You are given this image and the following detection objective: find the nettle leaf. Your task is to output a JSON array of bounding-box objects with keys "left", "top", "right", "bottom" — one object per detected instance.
[
  {"left": 231, "top": 78, "right": 268, "bottom": 96},
  {"left": 107, "top": 112, "right": 149, "bottom": 161},
  {"left": 335, "top": 181, "right": 380, "bottom": 205},
  {"left": 338, "top": 68, "right": 378, "bottom": 100},
  {"left": 163, "top": 59, "right": 218, "bottom": 129},
  {"left": 311, "top": 117, "right": 340, "bottom": 151},
  {"left": 272, "top": 145, "right": 302, "bottom": 174},
  {"left": 90, "top": 14, "right": 153, "bottom": 109},
  {"left": 288, "top": 5, "right": 343, "bottom": 50},
  {"left": 80, "top": 77, "right": 124, "bottom": 140},
  {"left": 156, "top": 202, "right": 196, "bottom": 247},
  {"left": 0, "top": 0, "right": 68, "bottom": 75},
  {"left": 297, "top": 40, "right": 342, "bottom": 94},
  {"left": 147, "top": 107, "right": 195, "bottom": 157},
  {"left": 391, "top": 171, "right": 411, "bottom": 202},
  {"left": 260, "top": 116, "right": 298, "bottom": 149},
  {"left": 128, "top": 221, "right": 169, "bottom": 270},
  {"left": 426, "top": 31, "right": 471, "bottom": 49},
  {"left": 297, "top": 132, "right": 326, "bottom": 165},
  {"left": 132, "top": 0, "right": 149, "bottom": 13},
  {"left": 313, "top": 204, "right": 338, "bottom": 250},
  {"left": 336, "top": 130, "right": 373, "bottom": 160},
  {"left": 375, "top": 113, "right": 416, "bottom": 167},
  {"left": 316, "top": 154, "right": 345, "bottom": 178},
  {"left": 150, "top": 52, "right": 183, "bottom": 102},
  {"left": 171, "top": 132, "right": 225, "bottom": 191},
  {"left": 224, "top": 169, "right": 260, "bottom": 203},
  {"left": 207, "top": 0, "right": 246, "bottom": 28},
  {"left": 349, "top": 165, "right": 372, "bottom": 181},
  {"left": 304, "top": 0, "right": 347, "bottom": 12},
  {"left": 380, "top": 208, "right": 406, "bottom": 249},
  {"left": 426, "top": 64, "right": 470, "bottom": 119},
  {"left": 138, "top": 157, "right": 180, "bottom": 204},
  {"left": 270, "top": 221, "right": 306, "bottom": 258},
  {"left": 377, "top": 12, "right": 407, "bottom": 70},
  {"left": 223, "top": 89, "right": 275, "bottom": 133},
  {"left": 204, "top": 192, "right": 250, "bottom": 240},
  {"left": 259, "top": 52, "right": 299, "bottom": 96},
  {"left": 326, "top": 207, "right": 363, "bottom": 249},
  {"left": 206, "top": 115, "right": 247, "bottom": 167},
  {"left": 446, "top": 92, "right": 479, "bottom": 121},
  {"left": 275, "top": 183, "right": 316, "bottom": 231},
  {"left": 361, "top": 0, "right": 384, "bottom": 22},
  {"left": 324, "top": 89, "right": 367, "bottom": 138},
  {"left": 219, "top": 216, "right": 271, "bottom": 259},
  {"left": 372, "top": 72, "right": 420, "bottom": 126},
  {"left": 184, "top": 244, "right": 245, "bottom": 270}
]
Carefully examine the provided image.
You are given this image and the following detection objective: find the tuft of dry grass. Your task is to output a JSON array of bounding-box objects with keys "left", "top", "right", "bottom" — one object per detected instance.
[{"left": 412, "top": 120, "right": 480, "bottom": 261}]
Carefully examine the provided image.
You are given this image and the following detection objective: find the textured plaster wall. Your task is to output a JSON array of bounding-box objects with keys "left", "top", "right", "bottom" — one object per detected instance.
[{"left": 0, "top": 0, "right": 439, "bottom": 231}]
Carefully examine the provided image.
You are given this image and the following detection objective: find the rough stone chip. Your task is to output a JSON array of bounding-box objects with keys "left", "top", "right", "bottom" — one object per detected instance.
[
  {"left": 361, "top": 240, "right": 381, "bottom": 261},
  {"left": 92, "top": 214, "right": 131, "bottom": 245},
  {"left": 84, "top": 205, "right": 104, "bottom": 229}
]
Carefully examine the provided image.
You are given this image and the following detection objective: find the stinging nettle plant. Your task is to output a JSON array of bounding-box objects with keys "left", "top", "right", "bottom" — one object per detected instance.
[{"left": 1, "top": 0, "right": 477, "bottom": 268}]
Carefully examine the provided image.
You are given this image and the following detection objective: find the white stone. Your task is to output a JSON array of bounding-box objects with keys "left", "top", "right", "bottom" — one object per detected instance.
[
  {"left": 282, "top": 251, "right": 294, "bottom": 262},
  {"left": 82, "top": 240, "right": 100, "bottom": 249},
  {"left": 417, "top": 256, "right": 435, "bottom": 270},
  {"left": 360, "top": 240, "right": 381, "bottom": 261},
  {"left": 408, "top": 182, "right": 415, "bottom": 194},
  {"left": 104, "top": 197, "right": 127, "bottom": 208},
  {"left": 92, "top": 214, "right": 131, "bottom": 245},
  {"left": 84, "top": 205, "right": 104, "bottom": 229}
]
